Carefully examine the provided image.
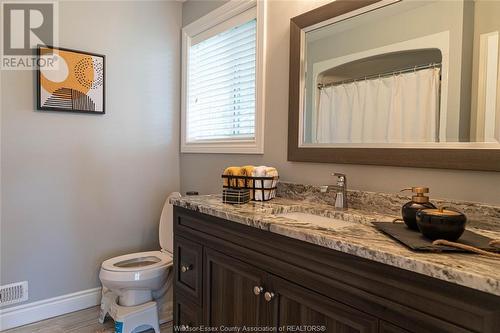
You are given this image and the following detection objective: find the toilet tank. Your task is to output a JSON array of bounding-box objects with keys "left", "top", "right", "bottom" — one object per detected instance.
[{"left": 159, "top": 192, "right": 181, "bottom": 254}]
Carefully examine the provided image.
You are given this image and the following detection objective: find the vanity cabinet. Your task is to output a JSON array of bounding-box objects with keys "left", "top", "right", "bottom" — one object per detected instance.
[{"left": 173, "top": 207, "right": 500, "bottom": 333}]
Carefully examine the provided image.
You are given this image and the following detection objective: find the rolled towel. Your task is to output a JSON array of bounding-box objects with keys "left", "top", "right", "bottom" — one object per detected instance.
[
  {"left": 253, "top": 166, "right": 278, "bottom": 201},
  {"left": 241, "top": 165, "right": 255, "bottom": 198},
  {"left": 252, "top": 166, "right": 266, "bottom": 201},
  {"left": 235, "top": 167, "right": 248, "bottom": 187},
  {"left": 253, "top": 166, "right": 266, "bottom": 177},
  {"left": 241, "top": 165, "right": 255, "bottom": 178},
  {"left": 223, "top": 166, "right": 241, "bottom": 188},
  {"left": 264, "top": 167, "right": 278, "bottom": 200}
]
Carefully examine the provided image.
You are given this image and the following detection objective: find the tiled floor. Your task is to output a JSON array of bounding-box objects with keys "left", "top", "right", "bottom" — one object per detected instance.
[{"left": 4, "top": 306, "right": 173, "bottom": 333}]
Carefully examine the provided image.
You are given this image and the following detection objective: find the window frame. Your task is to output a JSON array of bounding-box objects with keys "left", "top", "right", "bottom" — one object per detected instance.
[{"left": 181, "top": 0, "right": 266, "bottom": 154}]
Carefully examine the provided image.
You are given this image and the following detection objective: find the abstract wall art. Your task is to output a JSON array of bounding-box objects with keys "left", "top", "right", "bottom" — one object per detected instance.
[{"left": 37, "top": 46, "right": 105, "bottom": 114}]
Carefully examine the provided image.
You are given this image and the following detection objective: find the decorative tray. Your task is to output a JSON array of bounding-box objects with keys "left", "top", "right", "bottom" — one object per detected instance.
[{"left": 373, "top": 222, "right": 500, "bottom": 252}]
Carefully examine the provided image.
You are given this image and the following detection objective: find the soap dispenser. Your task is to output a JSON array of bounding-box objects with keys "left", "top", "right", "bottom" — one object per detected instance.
[{"left": 400, "top": 187, "right": 436, "bottom": 231}]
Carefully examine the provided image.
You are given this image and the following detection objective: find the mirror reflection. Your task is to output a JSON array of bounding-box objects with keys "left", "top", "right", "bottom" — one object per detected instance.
[{"left": 302, "top": 0, "right": 500, "bottom": 146}]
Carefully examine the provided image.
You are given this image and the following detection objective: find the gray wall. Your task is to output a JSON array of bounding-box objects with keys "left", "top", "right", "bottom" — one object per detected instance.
[
  {"left": 182, "top": 0, "right": 229, "bottom": 27},
  {"left": 0, "top": 0, "right": 181, "bottom": 306},
  {"left": 180, "top": 0, "right": 500, "bottom": 206}
]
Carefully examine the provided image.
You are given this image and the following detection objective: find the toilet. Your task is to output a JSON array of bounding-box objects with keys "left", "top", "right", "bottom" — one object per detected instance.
[{"left": 99, "top": 192, "right": 181, "bottom": 325}]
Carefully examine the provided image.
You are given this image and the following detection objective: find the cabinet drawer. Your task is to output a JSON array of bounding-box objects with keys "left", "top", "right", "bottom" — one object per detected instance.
[
  {"left": 175, "top": 236, "right": 203, "bottom": 304},
  {"left": 174, "top": 298, "right": 202, "bottom": 329}
]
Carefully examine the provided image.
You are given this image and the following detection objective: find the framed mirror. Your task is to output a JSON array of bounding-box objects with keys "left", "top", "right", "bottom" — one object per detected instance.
[{"left": 288, "top": 0, "right": 500, "bottom": 171}]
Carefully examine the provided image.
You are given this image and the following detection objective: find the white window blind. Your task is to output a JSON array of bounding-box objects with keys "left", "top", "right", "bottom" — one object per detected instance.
[{"left": 187, "top": 17, "right": 257, "bottom": 143}]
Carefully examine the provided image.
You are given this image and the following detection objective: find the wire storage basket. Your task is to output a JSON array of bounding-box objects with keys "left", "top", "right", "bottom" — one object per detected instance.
[{"left": 221, "top": 175, "right": 279, "bottom": 202}]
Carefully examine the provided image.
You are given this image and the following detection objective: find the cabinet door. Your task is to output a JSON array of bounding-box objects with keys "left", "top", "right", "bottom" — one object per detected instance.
[
  {"left": 175, "top": 236, "right": 203, "bottom": 304},
  {"left": 269, "top": 275, "right": 378, "bottom": 333},
  {"left": 204, "top": 248, "right": 273, "bottom": 327},
  {"left": 174, "top": 298, "right": 202, "bottom": 329}
]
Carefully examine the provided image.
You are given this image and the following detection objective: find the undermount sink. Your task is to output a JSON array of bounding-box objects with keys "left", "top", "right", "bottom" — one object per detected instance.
[{"left": 275, "top": 212, "right": 353, "bottom": 229}]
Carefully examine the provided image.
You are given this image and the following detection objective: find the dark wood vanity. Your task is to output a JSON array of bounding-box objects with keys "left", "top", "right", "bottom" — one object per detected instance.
[{"left": 173, "top": 207, "right": 500, "bottom": 333}]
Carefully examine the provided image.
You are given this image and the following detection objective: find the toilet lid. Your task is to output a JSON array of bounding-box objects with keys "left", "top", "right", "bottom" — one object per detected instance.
[{"left": 101, "top": 250, "right": 172, "bottom": 272}]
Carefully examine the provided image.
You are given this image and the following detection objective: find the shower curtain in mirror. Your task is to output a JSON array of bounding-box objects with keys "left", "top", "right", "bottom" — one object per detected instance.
[{"left": 315, "top": 67, "right": 440, "bottom": 144}]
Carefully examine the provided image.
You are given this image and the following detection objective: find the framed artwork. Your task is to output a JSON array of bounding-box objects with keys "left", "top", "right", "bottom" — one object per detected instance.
[{"left": 37, "top": 46, "right": 105, "bottom": 114}]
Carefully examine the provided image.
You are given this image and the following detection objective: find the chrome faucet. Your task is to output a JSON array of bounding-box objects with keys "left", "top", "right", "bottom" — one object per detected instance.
[
  {"left": 333, "top": 173, "right": 348, "bottom": 210},
  {"left": 320, "top": 173, "right": 348, "bottom": 210}
]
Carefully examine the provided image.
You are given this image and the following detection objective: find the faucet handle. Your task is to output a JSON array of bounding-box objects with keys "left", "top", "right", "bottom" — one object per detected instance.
[
  {"left": 332, "top": 173, "right": 347, "bottom": 186},
  {"left": 332, "top": 172, "right": 346, "bottom": 179}
]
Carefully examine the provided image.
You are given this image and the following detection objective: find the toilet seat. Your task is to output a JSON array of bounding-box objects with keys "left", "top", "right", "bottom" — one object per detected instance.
[{"left": 102, "top": 251, "right": 172, "bottom": 273}]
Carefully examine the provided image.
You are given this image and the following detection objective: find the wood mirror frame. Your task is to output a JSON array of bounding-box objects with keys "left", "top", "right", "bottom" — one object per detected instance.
[{"left": 288, "top": 0, "right": 500, "bottom": 172}]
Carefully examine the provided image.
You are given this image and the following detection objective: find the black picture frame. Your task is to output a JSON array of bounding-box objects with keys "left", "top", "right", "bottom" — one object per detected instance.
[{"left": 37, "top": 45, "right": 106, "bottom": 114}]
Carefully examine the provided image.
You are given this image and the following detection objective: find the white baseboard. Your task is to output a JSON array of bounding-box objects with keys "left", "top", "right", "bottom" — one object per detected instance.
[{"left": 0, "top": 287, "right": 102, "bottom": 331}]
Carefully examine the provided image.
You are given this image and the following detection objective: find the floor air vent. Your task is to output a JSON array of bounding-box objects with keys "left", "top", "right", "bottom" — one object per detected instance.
[{"left": 0, "top": 281, "right": 28, "bottom": 306}]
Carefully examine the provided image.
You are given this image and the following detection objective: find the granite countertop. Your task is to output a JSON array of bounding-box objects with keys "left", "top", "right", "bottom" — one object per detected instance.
[{"left": 171, "top": 195, "right": 500, "bottom": 297}]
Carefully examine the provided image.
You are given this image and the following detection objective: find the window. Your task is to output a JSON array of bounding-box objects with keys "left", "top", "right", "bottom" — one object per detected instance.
[{"left": 181, "top": 0, "right": 266, "bottom": 153}]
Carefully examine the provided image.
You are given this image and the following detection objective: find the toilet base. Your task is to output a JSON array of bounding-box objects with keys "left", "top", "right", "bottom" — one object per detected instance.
[{"left": 118, "top": 290, "right": 153, "bottom": 306}]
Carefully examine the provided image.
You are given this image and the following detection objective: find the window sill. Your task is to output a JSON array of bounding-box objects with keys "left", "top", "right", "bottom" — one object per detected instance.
[{"left": 181, "top": 141, "right": 264, "bottom": 154}]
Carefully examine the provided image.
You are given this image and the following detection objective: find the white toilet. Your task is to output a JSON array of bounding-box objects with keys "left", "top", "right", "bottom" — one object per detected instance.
[{"left": 99, "top": 192, "right": 181, "bottom": 325}]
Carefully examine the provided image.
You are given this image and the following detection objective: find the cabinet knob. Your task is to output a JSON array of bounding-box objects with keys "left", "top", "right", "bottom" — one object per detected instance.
[
  {"left": 253, "top": 286, "right": 264, "bottom": 295},
  {"left": 180, "top": 264, "right": 191, "bottom": 273},
  {"left": 264, "top": 291, "right": 275, "bottom": 302}
]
